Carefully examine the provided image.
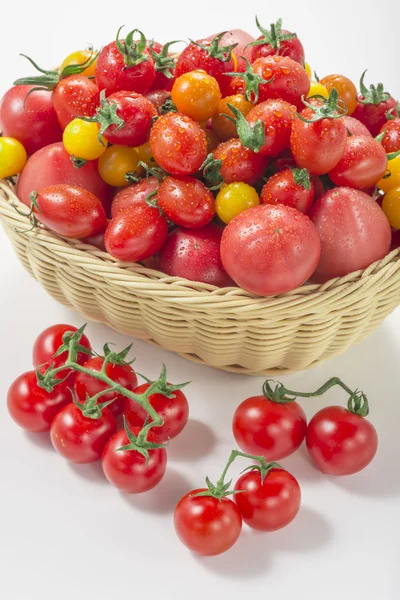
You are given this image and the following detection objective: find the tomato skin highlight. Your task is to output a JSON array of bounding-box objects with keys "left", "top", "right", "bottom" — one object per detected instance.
[
  {"left": 111, "top": 177, "right": 159, "bottom": 217},
  {"left": 95, "top": 40, "right": 155, "bottom": 95},
  {"left": 157, "top": 176, "right": 215, "bottom": 228},
  {"left": 102, "top": 427, "right": 167, "bottom": 493},
  {"left": 33, "top": 323, "right": 91, "bottom": 372},
  {"left": 261, "top": 168, "right": 315, "bottom": 213},
  {"left": 174, "top": 490, "right": 242, "bottom": 556},
  {"left": 342, "top": 116, "right": 372, "bottom": 138},
  {"left": 246, "top": 99, "right": 296, "bottom": 157},
  {"left": 306, "top": 406, "right": 378, "bottom": 475},
  {"left": 252, "top": 56, "right": 310, "bottom": 108},
  {"left": 233, "top": 395, "right": 307, "bottom": 460},
  {"left": 52, "top": 75, "right": 100, "bottom": 130},
  {"left": 234, "top": 469, "right": 301, "bottom": 531},
  {"left": 329, "top": 136, "right": 388, "bottom": 189},
  {"left": 213, "top": 139, "right": 268, "bottom": 185}
]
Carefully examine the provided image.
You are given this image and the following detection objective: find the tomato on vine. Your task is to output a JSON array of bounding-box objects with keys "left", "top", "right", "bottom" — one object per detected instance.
[{"left": 33, "top": 324, "right": 92, "bottom": 373}]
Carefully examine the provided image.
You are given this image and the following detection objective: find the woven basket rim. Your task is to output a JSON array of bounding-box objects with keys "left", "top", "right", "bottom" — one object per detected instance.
[{"left": 1, "top": 179, "right": 399, "bottom": 308}]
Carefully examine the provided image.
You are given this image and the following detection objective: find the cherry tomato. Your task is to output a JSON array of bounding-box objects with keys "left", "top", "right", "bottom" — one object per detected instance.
[
  {"left": 102, "top": 427, "right": 167, "bottom": 493},
  {"left": 213, "top": 138, "right": 268, "bottom": 185},
  {"left": 320, "top": 74, "right": 358, "bottom": 115},
  {"left": 0, "top": 136, "right": 27, "bottom": 178},
  {"left": 250, "top": 18, "right": 305, "bottom": 65},
  {"left": 174, "top": 490, "right": 242, "bottom": 556},
  {"left": 203, "top": 29, "right": 254, "bottom": 73},
  {"left": 74, "top": 356, "right": 138, "bottom": 416},
  {"left": 32, "top": 184, "right": 107, "bottom": 239},
  {"left": 252, "top": 56, "right": 310, "bottom": 108},
  {"left": 51, "top": 403, "right": 117, "bottom": 463},
  {"left": 147, "top": 40, "right": 175, "bottom": 92},
  {"left": 221, "top": 204, "right": 321, "bottom": 295},
  {"left": 157, "top": 175, "right": 215, "bottom": 228},
  {"left": 171, "top": 70, "right": 221, "bottom": 122},
  {"left": 105, "top": 204, "right": 168, "bottom": 262},
  {"left": 382, "top": 186, "right": 400, "bottom": 228},
  {"left": 377, "top": 155, "right": 400, "bottom": 193},
  {"left": 261, "top": 168, "right": 314, "bottom": 213},
  {"left": 0, "top": 85, "right": 62, "bottom": 154},
  {"left": 234, "top": 468, "right": 301, "bottom": 531},
  {"left": 111, "top": 177, "right": 159, "bottom": 217},
  {"left": 352, "top": 74, "right": 398, "bottom": 136},
  {"left": 232, "top": 395, "right": 307, "bottom": 460},
  {"left": 157, "top": 224, "right": 234, "bottom": 287},
  {"left": 33, "top": 323, "right": 91, "bottom": 372},
  {"left": 52, "top": 75, "right": 100, "bottom": 130},
  {"left": 380, "top": 119, "right": 400, "bottom": 153},
  {"left": 246, "top": 99, "right": 296, "bottom": 157},
  {"left": 124, "top": 383, "right": 189, "bottom": 441},
  {"left": 306, "top": 406, "right": 378, "bottom": 475},
  {"left": 342, "top": 115, "right": 372, "bottom": 137},
  {"left": 63, "top": 119, "right": 108, "bottom": 160},
  {"left": 307, "top": 81, "right": 329, "bottom": 99},
  {"left": 7, "top": 369, "right": 72, "bottom": 432},
  {"left": 59, "top": 49, "right": 98, "bottom": 78},
  {"left": 145, "top": 89, "right": 170, "bottom": 113},
  {"left": 205, "top": 129, "right": 220, "bottom": 153},
  {"left": 150, "top": 113, "right": 207, "bottom": 175},
  {"left": 216, "top": 182, "right": 259, "bottom": 224},
  {"left": 135, "top": 141, "right": 154, "bottom": 166},
  {"left": 329, "top": 136, "right": 387, "bottom": 188},
  {"left": 98, "top": 146, "right": 141, "bottom": 187},
  {"left": 211, "top": 94, "right": 253, "bottom": 141},
  {"left": 310, "top": 187, "right": 392, "bottom": 282}
]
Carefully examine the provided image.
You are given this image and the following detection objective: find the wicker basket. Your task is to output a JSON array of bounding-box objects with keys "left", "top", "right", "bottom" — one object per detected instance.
[{"left": 1, "top": 180, "right": 400, "bottom": 375}]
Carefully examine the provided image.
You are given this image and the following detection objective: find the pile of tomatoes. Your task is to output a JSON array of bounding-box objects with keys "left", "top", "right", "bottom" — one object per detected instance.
[{"left": 1, "top": 19, "right": 399, "bottom": 296}]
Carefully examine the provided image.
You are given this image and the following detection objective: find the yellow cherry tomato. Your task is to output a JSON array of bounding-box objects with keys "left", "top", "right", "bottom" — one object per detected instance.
[
  {"left": 377, "top": 155, "right": 400, "bottom": 193},
  {"left": 0, "top": 136, "right": 27, "bottom": 178},
  {"left": 98, "top": 145, "right": 141, "bottom": 187},
  {"left": 304, "top": 62, "right": 312, "bottom": 80},
  {"left": 307, "top": 81, "right": 329, "bottom": 99},
  {"left": 171, "top": 70, "right": 221, "bottom": 122},
  {"left": 382, "top": 187, "right": 400, "bottom": 229},
  {"left": 216, "top": 182, "right": 260, "bottom": 224},
  {"left": 63, "top": 119, "right": 107, "bottom": 161},
  {"left": 212, "top": 94, "right": 253, "bottom": 142},
  {"left": 59, "top": 49, "right": 98, "bottom": 77}
]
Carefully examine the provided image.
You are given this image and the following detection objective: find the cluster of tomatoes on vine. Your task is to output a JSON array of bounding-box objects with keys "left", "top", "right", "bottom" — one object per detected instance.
[
  {"left": 7, "top": 323, "right": 378, "bottom": 557},
  {"left": 1, "top": 17, "right": 399, "bottom": 296}
]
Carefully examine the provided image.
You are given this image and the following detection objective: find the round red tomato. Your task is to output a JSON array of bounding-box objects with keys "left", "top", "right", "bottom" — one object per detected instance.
[
  {"left": 310, "top": 187, "right": 392, "bottom": 283},
  {"left": 352, "top": 75, "right": 398, "bottom": 137},
  {"left": 221, "top": 204, "right": 321, "bottom": 295},
  {"left": 261, "top": 168, "right": 315, "bottom": 213},
  {"left": 7, "top": 369, "right": 72, "bottom": 432},
  {"left": 102, "top": 427, "right": 167, "bottom": 493},
  {"left": 111, "top": 177, "right": 159, "bottom": 217},
  {"left": 105, "top": 205, "right": 168, "bottom": 262},
  {"left": 50, "top": 403, "right": 117, "bottom": 463},
  {"left": 329, "top": 136, "right": 388, "bottom": 188},
  {"left": 203, "top": 29, "right": 254, "bottom": 72},
  {"left": 52, "top": 75, "right": 100, "bottom": 129},
  {"left": 380, "top": 119, "right": 400, "bottom": 154},
  {"left": 234, "top": 468, "right": 301, "bottom": 531},
  {"left": 150, "top": 113, "right": 207, "bottom": 175},
  {"left": 252, "top": 56, "right": 310, "bottom": 108},
  {"left": 245, "top": 99, "right": 296, "bottom": 157},
  {"left": 33, "top": 323, "right": 91, "bottom": 372},
  {"left": 306, "top": 406, "right": 378, "bottom": 475},
  {"left": 232, "top": 395, "right": 307, "bottom": 460},
  {"left": 157, "top": 176, "right": 215, "bottom": 228},
  {"left": 213, "top": 138, "right": 268, "bottom": 185},
  {"left": 174, "top": 490, "right": 242, "bottom": 556},
  {"left": 250, "top": 18, "right": 305, "bottom": 65},
  {"left": 156, "top": 224, "right": 233, "bottom": 287},
  {"left": 32, "top": 184, "right": 107, "bottom": 239},
  {"left": 342, "top": 115, "right": 372, "bottom": 138},
  {"left": 145, "top": 89, "right": 171, "bottom": 113},
  {"left": 0, "top": 85, "right": 62, "bottom": 154}
]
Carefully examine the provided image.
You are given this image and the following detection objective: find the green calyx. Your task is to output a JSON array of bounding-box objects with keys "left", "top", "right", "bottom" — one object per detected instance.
[
  {"left": 297, "top": 88, "right": 348, "bottom": 123},
  {"left": 387, "top": 149, "right": 400, "bottom": 161},
  {"left": 386, "top": 101, "right": 400, "bottom": 121},
  {"left": 81, "top": 90, "right": 124, "bottom": 142},
  {"left": 73, "top": 390, "right": 116, "bottom": 420},
  {"left": 201, "top": 153, "right": 224, "bottom": 190},
  {"left": 138, "top": 363, "right": 190, "bottom": 399},
  {"left": 291, "top": 167, "right": 311, "bottom": 190},
  {"left": 102, "top": 342, "right": 135, "bottom": 366},
  {"left": 226, "top": 58, "right": 271, "bottom": 103},
  {"left": 226, "top": 102, "right": 265, "bottom": 153},
  {"left": 358, "top": 70, "right": 391, "bottom": 106},
  {"left": 115, "top": 27, "right": 149, "bottom": 67},
  {"left": 192, "top": 31, "right": 238, "bottom": 63},
  {"left": 71, "top": 156, "right": 87, "bottom": 169},
  {"left": 247, "top": 16, "right": 297, "bottom": 51},
  {"left": 159, "top": 97, "right": 177, "bottom": 115},
  {"left": 116, "top": 416, "right": 167, "bottom": 463},
  {"left": 149, "top": 40, "right": 180, "bottom": 77}
]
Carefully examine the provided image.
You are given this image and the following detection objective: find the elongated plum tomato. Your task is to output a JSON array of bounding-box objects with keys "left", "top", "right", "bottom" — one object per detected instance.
[
  {"left": 213, "top": 138, "right": 268, "bottom": 185},
  {"left": 171, "top": 70, "right": 221, "bottom": 122},
  {"left": 105, "top": 205, "right": 168, "bottom": 262},
  {"left": 221, "top": 204, "right": 321, "bottom": 295},
  {"left": 150, "top": 113, "right": 207, "bottom": 175},
  {"left": 0, "top": 137, "right": 27, "bottom": 178},
  {"left": 232, "top": 395, "right": 307, "bottom": 460},
  {"left": 74, "top": 356, "right": 138, "bottom": 416},
  {"left": 246, "top": 99, "right": 296, "bottom": 157},
  {"left": 124, "top": 383, "right": 189, "bottom": 442},
  {"left": 211, "top": 94, "right": 253, "bottom": 141},
  {"left": 52, "top": 75, "right": 100, "bottom": 129},
  {"left": 329, "top": 136, "right": 387, "bottom": 188},
  {"left": 32, "top": 184, "right": 107, "bottom": 239},
  {"left": 252, "top": 56, "right": 310, "bottom": 108},
  {"left": 309, "top": 187, "right": 391, "bottom": 283},
  {"left": 342, "top": 116, "right": 372, "bottom": 138},
  {"left": 33, "top": 323, "right": 91, "bottom": 370},
  {"left": 157, "top": 176, "right": 215, "bottom": 228},
  {"left": 0, "top": 85, "right": 62, "bottom": 154},
  {"left": 320, "top": 74, "right": 358, "bottom": 115},
  {"left": 156, "top": 224, "right": 233, "bottom": 287},
  {"left": 234, "top": 468, "right": 301, "bottom": 531},
  {"left": 7, "top": 368, "right": 72, "bottom": 432},
  {"left": 379, "top": 119, "right": 400, "bottom": 153},
  {"left": 261, "top": 168, "right": 315, "bottom": 213},
  {"left": 102, "top": 427, "right": 167, "bottom": 493},
  {"left": 111, "top": 177, "right": 159, "bottom": 217},
  {"left": 16, "top": 142, "right": 112, "bottom": 211},
  {"left": 174, "top": 491, "right": 242, "bottom": 556}
]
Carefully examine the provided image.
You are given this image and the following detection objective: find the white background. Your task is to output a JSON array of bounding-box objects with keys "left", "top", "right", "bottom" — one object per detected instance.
[{"left": 1, "top": 1, "right": 399, "bottom": 598}]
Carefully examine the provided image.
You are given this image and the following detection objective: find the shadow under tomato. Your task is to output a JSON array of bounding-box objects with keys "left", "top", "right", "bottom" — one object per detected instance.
[
  {"left": 24, "top": 430, "right": 54, "bottom": 450},
  {"left": 68, "top": 460, "right": 108, "bottom": 486},
  {"left": 265, "top": 506, "right": 332, "bottom": 553},
  {"left": 278, "top": 444, "right": 322, "bottom": 484},
  {"left": 167, "top": 419, "right": 217, "bottom": 462}
]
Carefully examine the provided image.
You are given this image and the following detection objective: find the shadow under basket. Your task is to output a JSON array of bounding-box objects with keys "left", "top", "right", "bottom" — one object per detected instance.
[{"left": 1, "top": 180, "right": 400, "bottom": 376}]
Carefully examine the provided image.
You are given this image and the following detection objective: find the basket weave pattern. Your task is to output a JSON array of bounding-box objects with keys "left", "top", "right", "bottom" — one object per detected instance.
[{"left": 1, "top": 180, "right": 400, "bottom": 375}]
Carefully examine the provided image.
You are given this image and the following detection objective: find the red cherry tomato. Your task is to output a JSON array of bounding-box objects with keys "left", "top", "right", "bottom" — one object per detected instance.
[
  {"left": 0, "top": 85, "right": 62, "bottom": 154},
  {"left": 174, "top": 490, "right": 242, "bottom": 556},
  {"left": 232, "top": 395, "right": 307, "bottom": 460},
  {"left": 252, "top": 56, "right": 310, "bottom": 108},
  {"left": 379, "top": 119, "right": 400, "bottom": 153},
  {"left": 156, "top": 224, "right": 234, "bottom": 287},
  {"left": 7, "top": 369, "right": 72, "bottom": 432},
  {"left": 50, "top": 404, "right": 117, "bottom": 463},
  {"left": 261, "top": 168, "right": 314, "bottom": 213},
  {"left": 97, "top": 91, "right": 157, "bottom": 146},
  {"left": 213, "top": 138, "right": 268, "bottom": 185},
  {"left": 111, "top": 177, "right": 159, "bottom": 217},
  {"left": 105, "top": 205, "right": 168, "bottom": 262},
  {"left": 52, "top": 75, "right": 100, "bottom": 130},
  {"left": 145, "top": 89, "right": 171, "bottom": 113},
  {"left": 74, "top": 356, "right": 138, "bottom": 416},
  {"left": 352, "top": 88, "right": 398, "bottom": 137},
  {"left": 33, "top": 323, "right": 91, "bottom": 375},
  {"left": 157, "top": 176, "right": 215, "bottom": 228},
  {"left": 147, "top": 40, "right": 175, "bottom": 91},
  {"left": 245, "top": 99, "right": 296, "bottom": 157},
  {"left": 203, "top": 29, "right": 254, "bottom": 72},
  {"left": 220, "top": 204, "right": 321, "bottom": 295},
  {"left": 234, "top": 468, "right": 301, "bottom": 531},
  {"left": 150, "top": 113, "right": 207, "bottom": 175},
  {"left": 329, "top": 136, "right": 388, "bottom": 189},
  {"left": 124, "top": 383, "right": 189, "bottom": 441},
  {"left": 306, "top": 406, "right": 378, "bottom": 475},
  {"left": 250, "top": 19, "right": 305, "bottom": 65},
  {"left": 102, "top": 427, "right": 167, "bottom": 493},
  {"left": 342, "top": 115, "right": 372, "bottom": 137}
]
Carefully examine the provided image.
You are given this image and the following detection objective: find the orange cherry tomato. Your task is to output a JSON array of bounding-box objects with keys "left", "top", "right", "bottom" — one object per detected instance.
[
  {"left": 320, "top": 74, "right": 358, "bottom": 115},
  {"left": 212, "top": 94, "right": 253, "bottom": 141},
  {"left": 171, "top": 70, "right": 221, "bottom": 122}
]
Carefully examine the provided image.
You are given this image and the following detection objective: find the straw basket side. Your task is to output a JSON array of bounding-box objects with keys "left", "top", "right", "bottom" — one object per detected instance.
[{"left": 1, "top": 181, "right": 400, "bottom": 375}]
